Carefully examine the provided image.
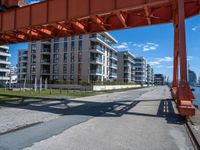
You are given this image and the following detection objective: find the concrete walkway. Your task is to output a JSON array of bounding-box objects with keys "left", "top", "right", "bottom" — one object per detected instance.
[{"left": 0, "top": 86, "right": 193, "bottom": 150}]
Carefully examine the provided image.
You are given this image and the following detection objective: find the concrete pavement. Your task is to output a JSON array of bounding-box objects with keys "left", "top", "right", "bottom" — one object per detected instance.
[{"left": 0, "top": 86, "right": 194, "bottom": 150}]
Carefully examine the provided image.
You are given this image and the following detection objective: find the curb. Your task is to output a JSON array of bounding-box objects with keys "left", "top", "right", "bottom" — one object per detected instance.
[{"left": 186, "top": 119, "right": 200, "bottom": 150}]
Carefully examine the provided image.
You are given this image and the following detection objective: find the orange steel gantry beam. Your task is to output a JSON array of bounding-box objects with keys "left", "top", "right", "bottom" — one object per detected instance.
[{"left": 0, "top": 0, "right": 199, "bottom": 117}]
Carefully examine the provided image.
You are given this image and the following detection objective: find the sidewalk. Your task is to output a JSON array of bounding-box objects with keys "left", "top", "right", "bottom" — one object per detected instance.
[{"left": 23, "top": 86, "right": 193, "bottom": 150}]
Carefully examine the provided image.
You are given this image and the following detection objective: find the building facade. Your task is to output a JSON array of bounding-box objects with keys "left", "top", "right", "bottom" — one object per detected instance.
[
  {"left": 17, "top": 49, "right": 28, "bottom": 83},
  {"left": 188, "top": 69, "right": 197, "bottom": 86},
  {"left": 134, "top": 57, "right": 147, "bottom": 85},
  {"left": 117, "top": 51, "right": 135, "bottom": 83},
  {"left": 27, "top": 33, "right": 118, "bottom": 84},
  {"left": 0, "top": 46, "right": 11, "bottom": 84},
  {"left": 147, "top": 64, "right": 154, "bottom": 86},
  {"left": 154, "top": 74, "right": 165, "bottom": 85}
]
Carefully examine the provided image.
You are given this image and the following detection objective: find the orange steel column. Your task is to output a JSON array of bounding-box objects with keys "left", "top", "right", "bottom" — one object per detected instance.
[
  {"left": 174, "top": 0, "right": 195, "bottom": 117},
  {"left": 171, "top": 8, "right": 179, "bottom": 100}
]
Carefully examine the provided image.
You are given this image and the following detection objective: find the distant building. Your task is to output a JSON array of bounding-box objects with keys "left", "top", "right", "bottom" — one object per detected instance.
[
  {"left": 9, "top": 65, "right": 18, "bottom": 84},
  {"left": 117, "top": 51, "right": 135, "bottom": 83},
  {"left": 147, "top": 64, "right": 154, "bottom": 86},
  {"left": 26, "top": 33, "right": 118, "bottom": 84},
  {"left": 154, "top": 74, "right": 165, "bottom": 85},
  {"left": 17, "top": 49, "right": 28, "bottom": 83},
  {"left": 134, "top": 57, "right": 147, "bottom": 85},
  {"left": 0, "top": 46, "right": 11, "bottom": 84},
  {"left": 188, "top": 69, "right": 197, "bottom": 86}
]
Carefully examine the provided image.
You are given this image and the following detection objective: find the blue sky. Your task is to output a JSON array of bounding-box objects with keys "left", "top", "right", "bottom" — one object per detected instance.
[{"left": 8, "top": 1, "right": 200, "bottom": 81}]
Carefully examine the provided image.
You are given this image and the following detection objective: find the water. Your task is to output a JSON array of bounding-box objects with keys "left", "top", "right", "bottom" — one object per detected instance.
[{"left": 193, "top": 87, "right": 200, "bottom": 108}]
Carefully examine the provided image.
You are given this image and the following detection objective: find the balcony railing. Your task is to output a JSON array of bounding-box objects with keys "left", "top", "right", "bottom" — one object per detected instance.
[
  {"left": 110, "top": 54, "right": 117, "bottom": 59},
  {"left": 0, "top": 76, "right": 9, "bottom": 80},
  {"left": 110, "top": 73, "right": 117, "bottom": 77},
  {"left": 0, "top": 60, "right": 11, "bottom": 65},
  {"left": 90, "top": 57, "right": 103, "bottom": 63},
  {"left": 41, "top": 59, "right": 50, "bottom": 63},
  {"left": 90, "top": 45, "right": 105, "bottom": 52},
  {"left": 41, "top": 48, "right": 51, "bottom": 53},
  {"left": 41, "top": 70, "right": 50, "bottom": 74},
  {"left": 90, "top": 69, "right": 103, "bottom": 74},
  {"left": 110, "top": 63, "right": 117, "bottom": 68}
]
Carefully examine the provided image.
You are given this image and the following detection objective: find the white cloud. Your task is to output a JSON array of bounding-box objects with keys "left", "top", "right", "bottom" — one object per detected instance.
[
  {"left": 156, "top": 57, "right": 173, "bottom": 62},
  {"left": 187, "top": 56, "right": 193, "bottom": 61},
  {"left": 133, "top": 42, "right": 159, "bottom": 52},
  {"left": 148, "top": 61, "right": 160, "bottom": 66},
  {"left": 192, "top": 24, "right": 200, "bottom": 31},
  {"left": 114, "top": 42, "right": 129, "bottom": 50}
]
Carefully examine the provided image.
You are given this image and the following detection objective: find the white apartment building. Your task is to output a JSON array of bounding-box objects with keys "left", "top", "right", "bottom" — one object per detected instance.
[
  {"left": 134, "top": 57, "right": 147, "bottom": 85},
  {"left": 147, "top": 64, "right": 154, "bottom": 86},
  {"left": 117, "top": 51, "right": 135, "bottom": 83},
  {"left": 17, "top": 49, "right": 28, "bottom": 83},
  {"left": 0, "top": 46, "right": 11, "bottom": 84},
  {"left": 27, "top": 32, "right": 118, "bottom": 84}
]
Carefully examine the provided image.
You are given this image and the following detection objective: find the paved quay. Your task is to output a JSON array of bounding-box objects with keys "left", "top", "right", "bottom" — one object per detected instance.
[{"left": 0, "top": 86, "right": 194, "bottom": 150}]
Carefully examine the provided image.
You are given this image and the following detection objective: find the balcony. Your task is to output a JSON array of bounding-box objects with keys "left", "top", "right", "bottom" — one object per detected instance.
[
  {"left": 41, "top": 59, "right": 50, "bottom": 64},
  {"left": 90, "top": 69, "right": 103, "bottom": 75},
  {"left": 90, "top": 34, "right": 112, "bottom": 46},
  {"left": 90, "top": 57, "right": 103, "bottom": 64},
  {"left": 124, "top": 69, "right": 131, "bottom": 73},
  {"left": 90, "top": 45, "right": 105, "bottom": 54},
  {"left": 110, "top": 54, "right": 117, "bottom": 60},
  {"left": 110, "top": 63, "right": 117, "bottom": 69},
  {"left": 41, "top": 70, "right": 50, "bottom": 74},
  {"left": 0, "top": 68, "right": 10, "bottom": 72},
  {"left": 41, "top": 48, "right": 51, "bottom": 53},
  {"left": 0, "top": 76, "right": 9, "bottom": 80},
  {"left": 110, "top": 73, "right": 117, "bottom": 77},
  {"left": 0, "top": 52, "right": 11, "bottom": 57},
  {"left": 0, "top": 60, "right": 11, "bottom": 65}
]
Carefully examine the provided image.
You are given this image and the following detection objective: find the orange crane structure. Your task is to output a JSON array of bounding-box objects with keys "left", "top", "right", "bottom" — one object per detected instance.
[{"left": 0, "top": 0, "right": 199, "bottom": 117}]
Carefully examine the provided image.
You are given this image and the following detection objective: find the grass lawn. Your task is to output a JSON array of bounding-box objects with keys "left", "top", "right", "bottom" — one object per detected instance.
[
  {"left": 0, "top": 87, "right": 145, "bottom": 102},
  {"left": 0, "top": 88, "right": 95, "bottom": 102}
]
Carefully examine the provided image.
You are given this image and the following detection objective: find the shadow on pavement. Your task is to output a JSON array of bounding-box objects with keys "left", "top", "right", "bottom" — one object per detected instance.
[{"left": 0, "top": 98, "right": 184, "bottom": 125}]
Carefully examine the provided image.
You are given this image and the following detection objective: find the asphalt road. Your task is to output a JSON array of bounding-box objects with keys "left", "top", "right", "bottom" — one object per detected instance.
[{"left": 0, "top": 86, "right": 194, "bottom": 150}]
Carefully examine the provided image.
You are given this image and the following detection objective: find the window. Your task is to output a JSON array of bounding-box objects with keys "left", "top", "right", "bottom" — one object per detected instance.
[
  {"left": 70, "top": 64, "right": 74, "bottom": 74},
  {"left": 64, "top": 42, "right": 68, "bottom": 52},
  {"left": 64, "top": 53, "right": 67, "bottom": 62},
  {"left": 53, "top": 54, "right": 59, "bottom": 63},
  {"left": 54, "top": 38, "right": 59, "bottom": 43},
  {"left": 31, "top": 65, "right": 36, "bottom": 73},
  {"left": 71, "top": 53, "right": 74, "bottom": 62},
  {"left": 53, "top": 64, "right": 59, "bottom": 73},
  {"left": 71, "top": 36, "right": 75, "bottom": 40},
  {"left": 53, "top": 43, "right": 59, "bottom": 53},
  {"left": 78, "top": 52, "right": 82, "bottom": 62},
  {"left": 31, "top": 44, "right": 36, "bottom": 53},
  {"left": 53, "top": 75, "right": 59, "bottom": 80},
  {"left": 79, "top": 40, "right": 82, "bottom": 50},
  {"left": 64, "top": 37, "right": 68, "bottom": 42},
  {"left": 71, "top": 41, "right": 75, "bottom": 51},
  {"left": 79, "top": 35, "right": 83, "bottom": 39},
  {"left": 63, "top": 65, "right": 67, "bottom": 74}
]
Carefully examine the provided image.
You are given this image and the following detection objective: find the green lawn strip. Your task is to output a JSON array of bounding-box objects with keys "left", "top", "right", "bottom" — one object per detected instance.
[
  {"left": 0, "top": 89, "right": 94, "bottom": 101},
  {"left": 0, "top": 87, "right": 145, "bottom": 102}
]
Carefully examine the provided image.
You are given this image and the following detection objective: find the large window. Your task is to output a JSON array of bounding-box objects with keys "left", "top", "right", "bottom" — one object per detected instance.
[
  {"left": 64, "top": 53, "right": 67, "bottom": 62},
  {"left": 64, "top": 42, "right": 68, "bottom": 52},
  {"left": 79, "top": 40, "right": 82, "bottom": 50},
  {"left": 71, "top": 41, "right": 75, "bottom": 51},
  {"left": 53, "top": 54, "right": 59, "bottom": 63},
  {"left": 53, "top": 43, "right": 59, "bottom": 53}
]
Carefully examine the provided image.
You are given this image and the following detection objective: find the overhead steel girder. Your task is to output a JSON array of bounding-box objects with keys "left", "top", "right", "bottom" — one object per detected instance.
[{"left": 0, "top": 0, "right": 199, "bottom": 45}]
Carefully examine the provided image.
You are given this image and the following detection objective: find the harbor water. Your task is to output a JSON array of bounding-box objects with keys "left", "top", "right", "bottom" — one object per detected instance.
[{"left": 193, "top": 87, "right": 200, "bottom": 108}]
